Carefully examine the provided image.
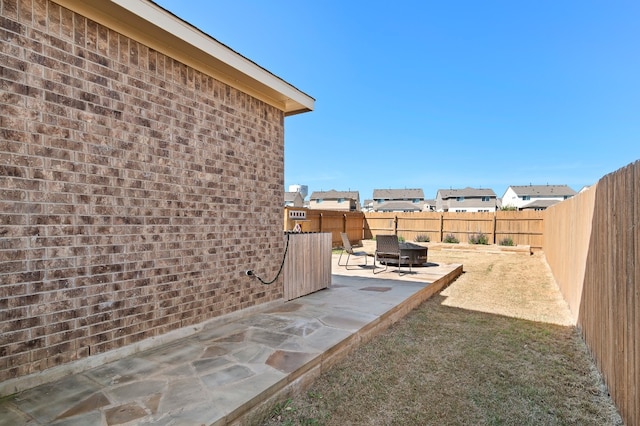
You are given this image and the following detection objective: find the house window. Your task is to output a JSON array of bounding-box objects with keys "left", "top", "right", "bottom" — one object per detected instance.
[
  {"left": 456, "top": 197, "right": 464, "bottom": 202},
  {"left": 564, "top": 196, "right": 569, "bottom": 200},
  {"left": 523, "top": 196, "right": 530, "bottom": 201},
  {"left": 481, "top": 196, "right": 490, "bottom": 202},
  {"left": 317, "top": 199, "right": 323, "bottom": 203},
  {"left": 338, "top": 198, "right": 344, "bottom": 203}
]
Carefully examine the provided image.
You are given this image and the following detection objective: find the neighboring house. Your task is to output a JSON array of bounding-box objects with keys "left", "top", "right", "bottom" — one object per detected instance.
[
  {"left": 374, "top": 200, "right": 424, "bottom": 212},
  {"left": 309, "top": 190, "right": 361, "bottom": 211},
  {"left": 436, "top": 187, "right": 498, "bottom": 212},
  {"left": 1, "top": 0, "right": 313, "bottom": 388},
  {"left": 519, "top": 199, "right": 561, "bottom": 211},
  {"left": 284, "top": 191, "right": 304, "bottom": 207},
  {"left": 362, "top": 199, "right": 374, "bottom": 212},
  {"left": 372, "top": 188, "right": 424, "bottom": 212},
  {"left": 423, "top": 199, "right": 437, "bottom": 212},
  {"left": 501, "top": 185, "right": 577, "bottom": 210}
]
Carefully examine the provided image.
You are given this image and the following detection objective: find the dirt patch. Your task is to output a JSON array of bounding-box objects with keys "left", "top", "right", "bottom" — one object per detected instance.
[{"left": 436, "top": 250, "right": 574, "bottom": 325}]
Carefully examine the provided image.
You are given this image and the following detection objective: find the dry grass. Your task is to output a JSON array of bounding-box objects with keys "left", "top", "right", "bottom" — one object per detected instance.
[{"left": 259, "top": 250, "right": 622, "bottom": 426}]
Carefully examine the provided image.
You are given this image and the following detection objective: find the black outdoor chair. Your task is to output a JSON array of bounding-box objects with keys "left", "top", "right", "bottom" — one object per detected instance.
[{"left": 373, "top": 234, "right": 411, "bottom": 274}]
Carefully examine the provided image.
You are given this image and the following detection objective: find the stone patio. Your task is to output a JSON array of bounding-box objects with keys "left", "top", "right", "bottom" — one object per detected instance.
[{"left": 0, "top": 255, "right": 461, "bottom": 425}]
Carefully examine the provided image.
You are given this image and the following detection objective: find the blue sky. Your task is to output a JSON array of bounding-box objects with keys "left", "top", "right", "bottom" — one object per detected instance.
[{"left": 154, "top": 0, "right": 639, "bottom": 201}]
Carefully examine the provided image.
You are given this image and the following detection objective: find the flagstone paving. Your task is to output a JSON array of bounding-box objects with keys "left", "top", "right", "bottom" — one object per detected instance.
[{"left": 0, "top": 256, "right": 461, "bottom": 425}]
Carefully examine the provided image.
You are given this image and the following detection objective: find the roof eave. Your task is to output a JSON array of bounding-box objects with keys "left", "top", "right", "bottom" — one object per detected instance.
[{"left": 53, "top": 0, "right": 314, "bottom": 116}]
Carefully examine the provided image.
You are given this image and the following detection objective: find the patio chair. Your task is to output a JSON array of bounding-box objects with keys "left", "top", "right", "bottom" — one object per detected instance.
[
  {"left": 338, "top": 232, "right": 369, "bottom": 269},
  {"left": 373, "top": 234, "right": 412, "bottom": 274}
]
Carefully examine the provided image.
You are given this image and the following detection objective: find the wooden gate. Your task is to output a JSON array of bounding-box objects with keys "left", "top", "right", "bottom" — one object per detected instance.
[{"left": 283, "top": 232, "right": 332, "bottom": 301}]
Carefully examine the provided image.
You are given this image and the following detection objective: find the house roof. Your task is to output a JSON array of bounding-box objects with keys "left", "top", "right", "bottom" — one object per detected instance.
[
  {"left": 521, "top": 199, "right": 561, "bottom": 209},
  {"left": 437, "top": 187, "right": 497, "bottom": 199},
  {"left": 55, "top": 0, "right": 314, "bottom": 116},
  {"left": 284, "top": 192, "right": 301, "bottom": 202},
  {"left": 446, "top": 199, "right": 497, "bottom": 208},
  {"left": 375, "top": 201, "right": 424, "bottom": 211},
  {"left": 309, "top": 190, "right": 360, "bottom": 200},
  {"left": 508, "top": 185, "right": 576, "bottom": 197},
  {"left": 373, "top": 188, "right": 425, "bottom": 200}
]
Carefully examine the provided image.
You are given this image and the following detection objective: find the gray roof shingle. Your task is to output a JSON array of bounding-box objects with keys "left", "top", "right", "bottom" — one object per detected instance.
[
  {"left": 509, "top": 185, "right": 576, "bottom": 197},
  {"left": 375, "top": 201, "right": 424, "bottom": 211},
  {"left": 373, "top": 188, "right": 424, "bottom": 200},
  {"left": 309, "top": 190, "right": 359, "bottom": 200},
  {"left": 437, "top": 187, "right": 496, "bottom": 199}
]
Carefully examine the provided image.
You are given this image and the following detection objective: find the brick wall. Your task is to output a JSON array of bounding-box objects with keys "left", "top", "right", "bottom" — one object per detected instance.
[{"left": 0, "top": 0, "right": 285, "bottom": 383}]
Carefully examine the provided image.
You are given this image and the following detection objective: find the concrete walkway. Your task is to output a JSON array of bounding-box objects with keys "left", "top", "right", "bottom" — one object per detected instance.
[{"left": 0, "top": 256, "right": 461, "bottom": 425}]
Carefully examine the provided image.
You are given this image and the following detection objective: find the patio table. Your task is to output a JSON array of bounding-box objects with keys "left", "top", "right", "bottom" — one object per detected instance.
[{"left": 398, "top": 242, "right": 428, "bottom": 266}]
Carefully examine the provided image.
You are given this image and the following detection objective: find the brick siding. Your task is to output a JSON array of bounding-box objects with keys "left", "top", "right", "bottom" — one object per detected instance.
[{"left": 0, "top": 0, "right": 285, "bottom": 383}]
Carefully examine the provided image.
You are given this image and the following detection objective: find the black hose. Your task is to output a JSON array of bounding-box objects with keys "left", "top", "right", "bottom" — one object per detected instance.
[{"left": 248, "top": 233, "right": 290, "bottom": 285}]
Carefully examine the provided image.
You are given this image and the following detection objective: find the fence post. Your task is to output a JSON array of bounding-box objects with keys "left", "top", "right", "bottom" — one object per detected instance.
[
  {"left": 493, "top": 213, "right": 497, "bottom": 244},
  {"left": 319, "top": 212, "right": 323, "bottom": 232},
  {"left": 439, "top": 213, "right": 444, "bottom": 242},
  {"left": 394, "top": 215, "right": 398, "bottom": 236},
  {"left": 284, "top": 207, "right": 289, "bottom": 231}
]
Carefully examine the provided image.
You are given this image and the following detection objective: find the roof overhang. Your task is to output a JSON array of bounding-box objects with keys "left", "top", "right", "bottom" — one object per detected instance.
[{"left": 52, "top": 0, "right": 314, "bottom": 116}]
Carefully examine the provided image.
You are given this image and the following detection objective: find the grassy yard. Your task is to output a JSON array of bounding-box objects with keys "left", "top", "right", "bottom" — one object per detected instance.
[{"left": 258, "top": 250, "right": 622, "bottom": 425}]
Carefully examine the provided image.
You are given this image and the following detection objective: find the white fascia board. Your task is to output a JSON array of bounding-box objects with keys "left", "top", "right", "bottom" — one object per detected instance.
[{"left": 53, "top": 0, "right": 314, "bottom": 115}]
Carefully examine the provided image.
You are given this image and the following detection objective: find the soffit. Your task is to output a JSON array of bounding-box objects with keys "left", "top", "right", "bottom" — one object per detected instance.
[{"left": 52, "top": 0, "right": 314, "bottom": 116}]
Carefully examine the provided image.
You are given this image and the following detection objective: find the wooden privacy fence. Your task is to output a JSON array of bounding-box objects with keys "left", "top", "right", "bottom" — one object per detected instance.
[
  {"left": 284, "top": 208, "right": 544, "bottom": 249},
  {"left": 286, "top": 163, "right": 639, "bottom": 425},
  {"left": 544, "top": 160, "right": 639, "bottom": 426},
  {"left": 364, "top": 211, "right": 544, "bottom": 249},
  {"left": 284, "top": 207, "right": 364, "bottom": 247}
]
